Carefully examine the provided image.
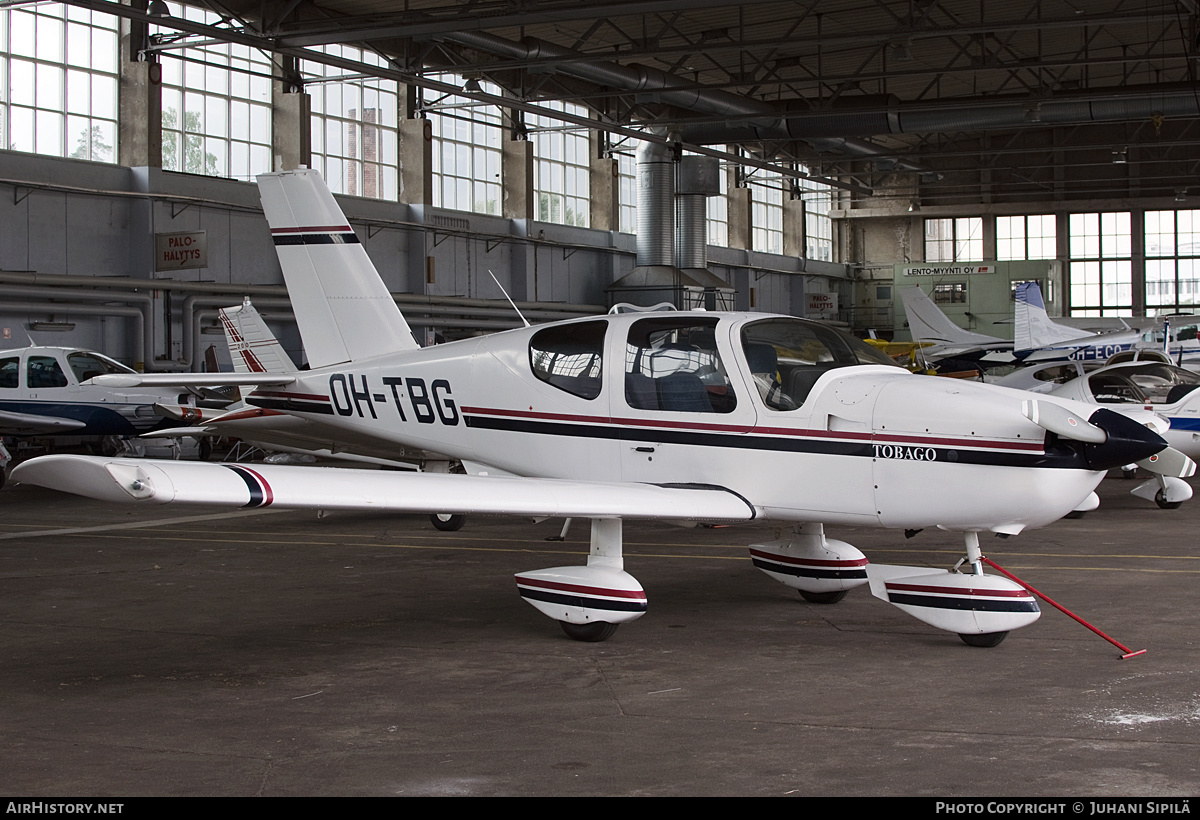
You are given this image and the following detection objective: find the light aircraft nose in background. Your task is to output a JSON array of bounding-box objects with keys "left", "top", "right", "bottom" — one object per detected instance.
[
  {"left": 0, "top": 345, "right": 207, "bottom": 438},
  {"left": 13, "top": 170, "right": 1193, "bottom": 648}
]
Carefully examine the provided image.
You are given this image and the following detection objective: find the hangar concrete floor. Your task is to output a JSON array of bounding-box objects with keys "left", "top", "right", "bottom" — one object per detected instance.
[{"left": 1, "top": 475, "right": 1198, "bottom": 797}]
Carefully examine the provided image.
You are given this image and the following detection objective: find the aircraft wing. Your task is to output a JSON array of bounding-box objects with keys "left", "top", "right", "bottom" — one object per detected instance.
[
  {"left": 88, "top": 373, "right": 296, "bottom": 388},
  {"left": 11, "top": 455, "right": 759, "bottom": 522},
  {"left": 0, "top": 409, "right": 88, "bottom": 435}
]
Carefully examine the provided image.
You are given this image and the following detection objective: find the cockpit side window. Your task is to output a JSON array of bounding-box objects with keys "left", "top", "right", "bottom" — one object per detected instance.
[
  {"left": 740, "top": 318, "right": 898, "bottom": 410},
  {"left": 625, "top": 317, "right": 736, "bottom": 413},
  {"left": 27, "top": 355, "right": 68, "bottom": 388},
  {"left": 529, "top": 321, "right": 606, "bottom": 400},
  {"left": 0, "top": 356, "right": 18, "bottom": 389}
]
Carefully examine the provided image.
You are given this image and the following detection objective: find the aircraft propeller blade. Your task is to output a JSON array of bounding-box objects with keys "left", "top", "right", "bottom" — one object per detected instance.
[
  {"left": 1135, "top": 447, "right": 1197, "bottom": 478},
  {"left": 1021, "top": 399, "right": 1107, "bottom": 444}
]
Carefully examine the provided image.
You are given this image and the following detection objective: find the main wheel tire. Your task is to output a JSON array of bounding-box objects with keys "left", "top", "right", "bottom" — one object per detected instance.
[
  {"left": 799, "top": 589, "right": 848, "bottom": 604},
  {"left": 559, "top": 621, "right": 618, "bottom": 642},
  {"left": 1155, "top": 490, "right": 1182, "bottom": 510},
  {"left": 959, "top": 631, "right": 1008, "bottom": 648},
  {"left": 430, "top": 512, "right": 465, "bottom": 531}
]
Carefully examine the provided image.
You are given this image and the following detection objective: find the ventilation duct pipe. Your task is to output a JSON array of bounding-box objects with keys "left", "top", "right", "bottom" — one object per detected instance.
[
  {"left": 675, "top": 156, "right": 720, "bottom": 271},
  {"left": 636, "top": 136, "right": 676, "bottom": 267}
]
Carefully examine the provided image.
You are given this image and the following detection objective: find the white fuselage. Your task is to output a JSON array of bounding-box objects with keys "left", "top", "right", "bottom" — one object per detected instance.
[{"left": 247, "top": 312, "right": 1110, "bottom": 534}]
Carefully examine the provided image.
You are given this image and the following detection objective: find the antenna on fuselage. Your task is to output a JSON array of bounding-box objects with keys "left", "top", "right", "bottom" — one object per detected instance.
[{"left": 489, "top": 270, "right": 530, "bottom": 328}]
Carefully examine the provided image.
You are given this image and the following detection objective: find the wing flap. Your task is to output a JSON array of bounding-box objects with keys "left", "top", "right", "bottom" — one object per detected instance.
[{"left": 12, "top": 455, "right": 758, "bottom": 521}]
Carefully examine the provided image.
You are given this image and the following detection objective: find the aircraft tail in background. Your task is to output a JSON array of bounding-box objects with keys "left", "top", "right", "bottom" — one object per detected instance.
[
  {"left": 256, "top": 169, "right": 419, "bottom": 369},
  {"left": 1014, "top": 281, "right": 1094, "bottom": 352},
  {"left": 897, "top": 286, "right": 1006, "bottom": 347},
  {"left": 219, "top": 299, "right": 298, "bottom": 376}
]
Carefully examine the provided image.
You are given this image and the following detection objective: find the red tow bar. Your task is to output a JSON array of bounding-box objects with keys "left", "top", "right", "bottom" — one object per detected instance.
[{"left": 980, "top": 556, "right": 1146, "bottom": 659}]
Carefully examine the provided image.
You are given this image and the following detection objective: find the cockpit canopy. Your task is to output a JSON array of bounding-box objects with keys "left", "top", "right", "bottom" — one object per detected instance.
[{"left": 528, "top": 314, "right": 899, "bottom": 412}]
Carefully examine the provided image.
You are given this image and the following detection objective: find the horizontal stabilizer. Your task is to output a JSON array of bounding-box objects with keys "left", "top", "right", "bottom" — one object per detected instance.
[
  {"left": 12, "top": 455, "right": 759, "bottom": 522},
  {"left": 91, "top": 373, "right": 295, "bottom": 388}
]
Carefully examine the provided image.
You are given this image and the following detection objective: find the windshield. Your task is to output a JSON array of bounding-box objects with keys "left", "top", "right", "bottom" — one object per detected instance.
[
  {"left": 1089, "top": 364, "right": 1200, "bottom": 405},
  {"left": 740, "top": 318, "right": 899, "bottom": 410},
  {"left": 67, "top": 351, "right": 137, "bottom": 382}
]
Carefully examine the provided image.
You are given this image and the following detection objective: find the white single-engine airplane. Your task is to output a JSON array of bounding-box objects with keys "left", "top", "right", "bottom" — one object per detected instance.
[
  {"left": 13, "top": 170, "right": 1195, "bottom": 647},
  {"left": 1045, "top": 359, "right": 1200, "bottom": 509}
]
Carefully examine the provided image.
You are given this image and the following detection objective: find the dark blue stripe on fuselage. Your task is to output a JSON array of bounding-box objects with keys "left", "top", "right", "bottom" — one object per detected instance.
[
  {"left": 0, "top": 400, "right": 144, "bottom": 436},
  {"left": 887, "top": 592, "right": 1040, "bottom": 613},
  {"left": 272, "top": 233, "right": 360, "bottom": 245},
  {"left": 464, "top": 414, "right": 1088, "bottom": 470}
]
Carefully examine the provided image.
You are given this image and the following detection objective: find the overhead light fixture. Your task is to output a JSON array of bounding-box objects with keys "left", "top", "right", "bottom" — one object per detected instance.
[
  {"left": 1112, "top": 148, "right": 1127, "bottom": 164},
  {"left": 147, "top": 0, "right": 171, "bottom": 17},
  {"left": 1176, "top": 188, "right": 1187, "bottom": 202},
  {"left": 1023, "top": 103, "right": 1041, "bottom": 123},
  {"left": 908, "top": 199, "right": 920, "bottom": 213},
  {"left": 29, "top": 321, "right": 75, "bottom": 332},
  {"left": 462, "top": 77, "right": 483, "bottom": 93},
  {"left": 890, "top": 40, "right": 913, "bottom": 62}
]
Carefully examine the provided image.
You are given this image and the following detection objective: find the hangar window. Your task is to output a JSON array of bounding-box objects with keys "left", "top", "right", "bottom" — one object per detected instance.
[
  {"left": 1, "top": 3, "right": 118, "bottom": 162},
  {"left": 1068, "top": 212, "right": 1132, "bottom": 316},
  {"left": 748, "top": 172, "right": 784, "bottom": 255},
  {"left": 530, "top": 100, "right": 590, "bottom": 227},
  {"left": 933, "top": 283, "right": 968, "bottom": 304},
  {"left": 796, "top": 172, "right": 834, "bottom": 262},
  {"left": 529, "top": 321, "right": 606, "bottom": 400},
  {"left": 1145, "top": 209, "right": 1200, "bottom": 313},
  {"left": 997, "top": 215, "right": 1056, "bottom": 260},
  {"left": 303, "top": 45, "right": 398, "bottom": 199},
  {"left": 427, "top": 72, "right": 502, "bottom": 215},
  {"left": 158, "top": 2, "right": 273, "bottom": 181},
  {"left": 625, "top": 318, "right": 736, "bottom": 414},
  {"left": 925, "top": 218, "right": 983, "bottom": 262}
]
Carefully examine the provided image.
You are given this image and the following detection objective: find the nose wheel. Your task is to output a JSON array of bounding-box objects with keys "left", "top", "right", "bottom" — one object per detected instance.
[
  {"left": 559, "top": 621, "right": 619, "bottom": 642},
  {"left": 959, "top": 631, "right": 1008, "bottom": 648}
]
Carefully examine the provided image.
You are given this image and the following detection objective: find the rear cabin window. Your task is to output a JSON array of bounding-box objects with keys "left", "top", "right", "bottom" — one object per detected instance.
[
  {"left": 529, "top": 321, "right": 606, "bottom": 400},
  {"left": 27, "top": 355, "right": 68, "bottom": 388},
  {"left": 625, "top": 317, "right": 736, "bottom": 413},
  {"left": 0, "top": 356, "right": 17, "bottom": 388}
]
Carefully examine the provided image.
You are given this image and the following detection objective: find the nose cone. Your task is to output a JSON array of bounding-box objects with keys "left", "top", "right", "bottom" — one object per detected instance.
[{"left": 1080, "top": 407, "right": 1168, "bottom": 471}]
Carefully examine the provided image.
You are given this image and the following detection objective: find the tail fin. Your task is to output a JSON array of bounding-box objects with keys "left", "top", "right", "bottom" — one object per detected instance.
[
  {"left": 256, "top": 169, "right": 419, "bottom": 368},
  {"left": 220, "top": 298, "right": 298, "bottom": 375},
  {"left": 898, "top": 286, "right": 1005, "bottom": 346},
  {"left": 1014, "top": 282, "right": 1094, "bottom": 351}
]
